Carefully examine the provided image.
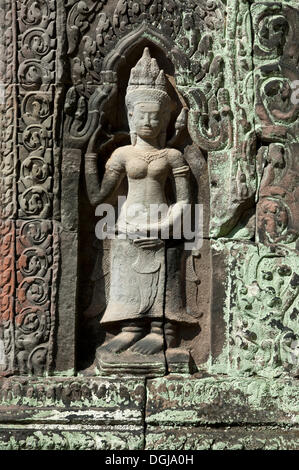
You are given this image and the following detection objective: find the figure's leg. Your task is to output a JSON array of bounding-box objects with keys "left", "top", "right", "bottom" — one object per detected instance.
[
  {"left": 165, "top": 320, "right": 191, "bottom": 372},
  {"left": 164, "top": 321, "right": 178, "bottom": 349},
  {"left": 103, "top": 322, "right": 145, "bottom": 353},
  {"left": 130, "top": 321, "right": 164, "bottom": 355}
]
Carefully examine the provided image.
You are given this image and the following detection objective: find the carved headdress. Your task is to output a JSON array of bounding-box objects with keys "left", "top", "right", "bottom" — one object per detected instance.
[{"left": 125, "top": 47, "right": 171, "bottom": 111}]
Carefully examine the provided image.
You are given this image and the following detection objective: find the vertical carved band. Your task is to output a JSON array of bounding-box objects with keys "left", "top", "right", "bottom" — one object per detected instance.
[
  {"left": 0, "top": 221, "right": 15, "bottom": 376},
  {"left": 0, "top": 1, "right": 17, "bottom": 219},
  {"left": 0, "top": 1, "right": 59, "bottom": 376},
  {"left": 15, "top": 220, "right": 58, "bottom": 375},
  {"left": 17, "top": 0, "right": 57, "bottom": 219}
]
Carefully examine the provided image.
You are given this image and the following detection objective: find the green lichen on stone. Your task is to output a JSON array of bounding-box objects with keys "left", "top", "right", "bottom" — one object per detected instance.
[
  {"left": 0, "top": 427, "right": 144, "bottom": 450},
  {"left": 146, "top": 376, "right": 299, "bottom": 425},
  {"left": 0, "top": 377, "right": 145, "bottom": 413},
  {"left": 209, "top": 240, "right": 299, "bottom": 379},
  {"left": 145, "top": 425, "right": 299, "bottom": 450}
]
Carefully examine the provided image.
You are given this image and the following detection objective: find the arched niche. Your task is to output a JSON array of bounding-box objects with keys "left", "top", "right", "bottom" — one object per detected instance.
[{"left": 73, "top": 26, "right": 209, "bottom": 373}]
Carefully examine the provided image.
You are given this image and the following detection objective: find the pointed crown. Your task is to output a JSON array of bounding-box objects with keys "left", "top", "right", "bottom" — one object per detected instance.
[{"left": 125, "top": 47, "right": 171, "bottom": 110}]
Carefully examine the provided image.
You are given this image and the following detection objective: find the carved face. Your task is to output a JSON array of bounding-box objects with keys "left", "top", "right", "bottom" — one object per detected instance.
[
  {"left": 258, "top": 199, "right": 288, "bottom": 241},
  {"left": 31, "top": 36, "right": 44, "bottom": 53},
  {"left": 26, "top": 66, "right": 40, "bottom": 83},
  {"left": 132, "top": 102, "right": 166, "bottom": 139}
]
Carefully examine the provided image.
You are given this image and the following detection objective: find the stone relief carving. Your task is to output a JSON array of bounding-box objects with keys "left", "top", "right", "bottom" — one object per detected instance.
[
  {"left": 253, "top": 3, "right": 299, "bottom": 141},
  {"left": 0, "top": 0, "right": 297, "bottom": 384},
  {"left": 0, "top": 1, "right": 17, "bottom": 221},
  {"left": 256, "top": 143, "right": 298, "bottom": 247},
  {"left": 18, "top": 88, "right": 54, "bottom": 219},
  {"left": 0, "top": 0, "right": 298, "bottom": 452},
  {"left": 60, "top": 0, "right": 298, "bottom": 378},
  {"left": 0, "top": 221, "right": 15, "bottom": 376},
  {"left": 230, "top": 242, "right": 298, "bottom": 379},
  {"left": 84, "top": 48, "right": 198, "bottom": 375},
  {"left": 0, "top": 85, "right": 17, "bottom": 220},
  {"left": 63, "top": 0, "right": 257, "bottom": 240},
  {"left": 15, "top": 220, "right": 58, "bottom": 375},
  {"left": 17, "top": 0, "right": 56, "bottom": 91},
  {"left": 209, "top": 1, "right": 299, "bottom": 379},
  {"left": 17, "top": 0, "right": 56, "bottom": 219}
]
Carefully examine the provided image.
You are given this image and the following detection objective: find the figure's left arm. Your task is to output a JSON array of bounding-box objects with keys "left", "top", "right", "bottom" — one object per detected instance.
[
  {"left": 165, "top": 149, "right": 191, "bottom": 233},
  {"left": 168, "top": 148, "right": 191, "bottom": 202}
]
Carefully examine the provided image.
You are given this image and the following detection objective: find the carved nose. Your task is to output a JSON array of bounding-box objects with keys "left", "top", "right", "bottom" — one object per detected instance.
[{"left": 143, "top": 115, "right": 150, "bottom": 125}]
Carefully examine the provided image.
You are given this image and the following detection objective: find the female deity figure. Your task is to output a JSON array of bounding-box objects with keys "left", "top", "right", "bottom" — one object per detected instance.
[{"left": 85, "top": 48, "right": 194, "bottom": 369}]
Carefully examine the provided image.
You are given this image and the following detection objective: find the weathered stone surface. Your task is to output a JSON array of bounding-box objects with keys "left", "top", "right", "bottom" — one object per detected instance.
[
  {"left": 0, "top": 375, "right": 145, "bottom": 450},
  {"left": 210, "top": 240, "right": 299, "bottom": 379},
  {"left": 0, "top": 220, "right": 15, "bottom": 376},
  {"left": 182, "top": 239, "right": 211, "bottom": 368},
  {"left": 252, "top": 2, "right": 299, "bottom": 141},
  {"left": 0, "top": 84, "right": 17, "bottom": 219},
  {"left": 256, "top": 143, "right": 299, "bottom": 247},
  {"left": 145, "top": 426, "right": 299, "bottom": 450},
  {"left": 146, "top": 376, "right": 299, "bottom": 426},
  {"left": 55, "top": 229, "right": 78, "bottom": 374},
  {"left": 0, "top": 426, "right": 144, "bottom": 450},
  {"left": 0, "top": 377, "right": 145, "bottom": 425},
  {"left": 0, "top": 0, "right": 298, "bottom": 452},
  {"left": 15, "top": 220, "right": 59, "bottom": 376}
]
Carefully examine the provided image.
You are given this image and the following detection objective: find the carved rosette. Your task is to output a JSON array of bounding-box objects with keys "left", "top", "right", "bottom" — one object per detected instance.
[
  {"left": 16, "top": 0, "right": 56, "bottom": 219},
  {"left": 0, "top": 1, "right": 17, "bottom": 220},
  {"left": 18, "top": 89, "right": 54, "bottom": 219},
  {"left": 15, "top": 220, "right": 58, "bottom": 375},
  {"left": 17, "top": 0, "right": 56, "bottom": 91}
]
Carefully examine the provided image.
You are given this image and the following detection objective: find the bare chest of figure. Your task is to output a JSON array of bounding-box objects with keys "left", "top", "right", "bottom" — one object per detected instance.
[{"left": 125, "top": 148, "right": 169, "bottom": 180}]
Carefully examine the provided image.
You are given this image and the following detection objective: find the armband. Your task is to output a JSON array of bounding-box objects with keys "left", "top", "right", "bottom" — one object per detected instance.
[{"left": 172, "top": 165, "right": 190, "bottom": 177}]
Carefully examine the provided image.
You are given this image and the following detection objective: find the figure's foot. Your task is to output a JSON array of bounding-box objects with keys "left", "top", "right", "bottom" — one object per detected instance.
[
  {"left": 103, "top": 330, "right": 143, "bottom": 353},
  {"left": 130, "top": 333, "right": 164, "bottom": 355}
]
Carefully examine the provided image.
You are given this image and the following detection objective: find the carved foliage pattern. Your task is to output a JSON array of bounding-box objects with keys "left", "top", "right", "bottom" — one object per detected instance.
[
  {"left": 0, "top": 85, "right": 17, "bottom": 219},
  {"left": 0, "top": 2, "right": 17, "bottom": 220},
  {"left": 65, "top": 0, "right": 229, "bottom": 148},
  {"left": 256, "top": 143, "right": 299, "bottom": 247},
  {"left": 15, "top": 220, "right": 58, "bottom": 375},
  {"left": 18, "top": 88, "right": 54, "bottom": 219},
  {"left": 0, "top": 221, "right": 15, "bottom": 376},
  {"left": 17, "top": 0, "right": 56, "bottom": 91},
  {"left": 16, "top": 0, "right": 57, "bottom": 219},
  {"left": 66, "top": 0, "right": 225, "bottom": 83},
  {"left": 252, "top": 3, "right": 299, "bottom": 140},
  {"left": 229, "top": 242, "right": 298, "bottom": 378},
  {"left": 0, "top": 0, "right": 15, "bottom": 85},
  {"left": 253, "top": 3, "right": 299, "bottom": 246}
]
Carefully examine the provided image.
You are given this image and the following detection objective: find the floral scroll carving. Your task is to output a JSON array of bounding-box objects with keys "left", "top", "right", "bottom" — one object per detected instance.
[{"left": 15, "top": 220, "right": 58, "bottom": 375}]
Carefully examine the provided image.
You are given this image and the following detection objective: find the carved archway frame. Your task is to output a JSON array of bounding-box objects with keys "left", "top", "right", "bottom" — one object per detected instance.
[{"left": 63, "top": 23, "right": 190, "bottom": 150}]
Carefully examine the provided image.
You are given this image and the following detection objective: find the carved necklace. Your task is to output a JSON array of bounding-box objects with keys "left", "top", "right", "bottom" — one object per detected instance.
[{"left": 133, "top": 147, "right": 168, "bottom": 164}]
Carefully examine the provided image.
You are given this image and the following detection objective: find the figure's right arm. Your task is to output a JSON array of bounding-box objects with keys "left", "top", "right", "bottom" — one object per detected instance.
[{"left": 85, "top": 149, "right": 125, "bottom": 207}]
